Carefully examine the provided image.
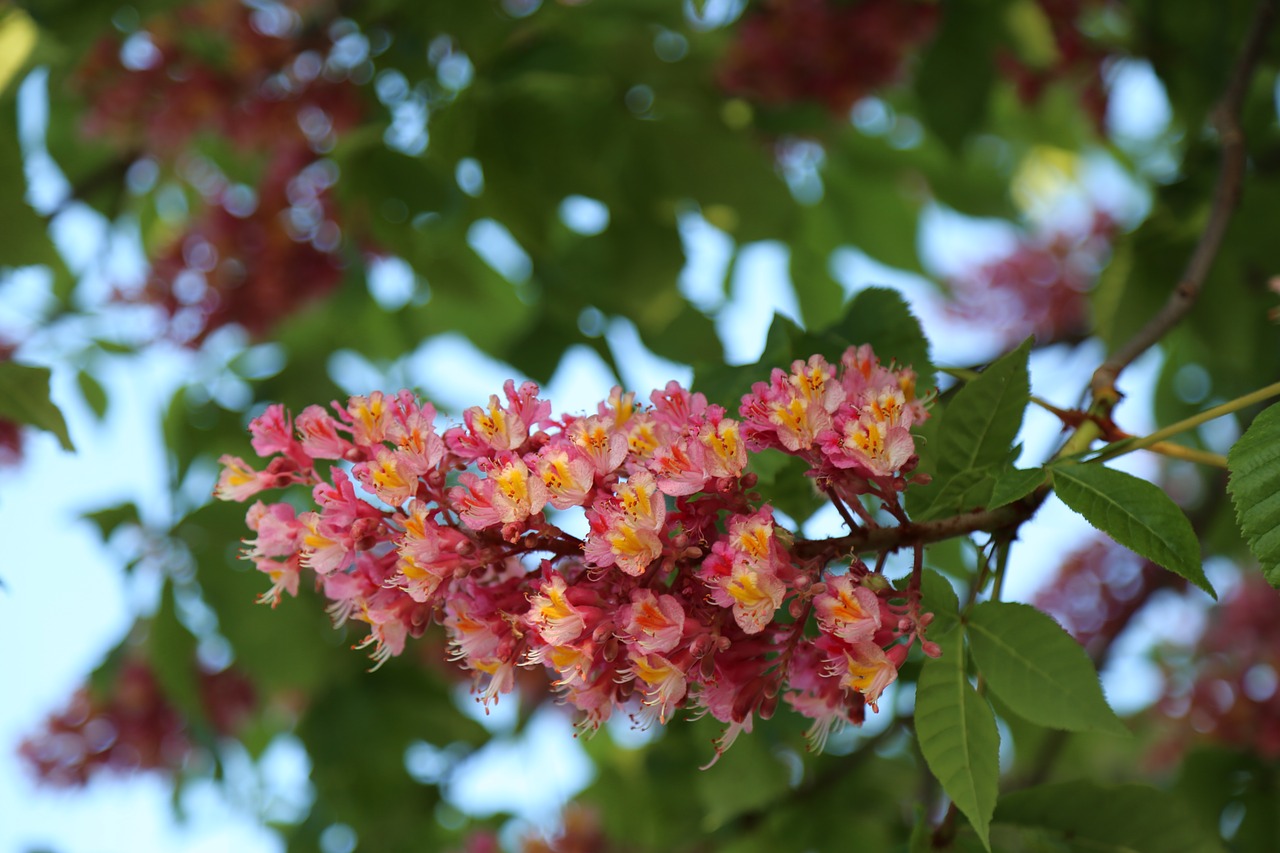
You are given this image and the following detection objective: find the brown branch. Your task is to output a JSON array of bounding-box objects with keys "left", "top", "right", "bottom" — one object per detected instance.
[
  {"left": 793, "top": 486, "right": 1049, "bottom": 563},
  {"left": 1090, "top": 0, "right": 1277, "bottom": 404}
]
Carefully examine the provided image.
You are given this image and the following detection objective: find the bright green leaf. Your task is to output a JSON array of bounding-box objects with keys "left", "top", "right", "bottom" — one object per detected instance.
[
  {"left": 967, "top": 601, "right": 1127, "bottom": 735},
  {"left": 0, "top": 362, "right": 74, "bottom": 451},
  {"left": 1052, "top": 462, "right": 1214, "bottom": 597},
  {"left": 1227, "top": 402, "right": 1280, "bottom": 587},
  {"left": 996, "top": 781, "right": 1225, "bottom": 853},
  {"left": 915, "top": 629, "right": 1000, "bottom": 850}
]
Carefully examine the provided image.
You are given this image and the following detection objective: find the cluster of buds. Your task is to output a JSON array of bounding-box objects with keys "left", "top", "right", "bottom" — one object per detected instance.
[{"left": 216, "top": 345, "right": 935, "bottom": 760}]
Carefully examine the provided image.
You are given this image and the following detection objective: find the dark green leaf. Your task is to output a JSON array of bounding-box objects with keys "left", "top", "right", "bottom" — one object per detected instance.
[
  {"left": 915, "top": 0, "right": 997, "bottom": 150},
  {"left": 1053, "top": 462, "right": 1214, "bottom": 597},
  {"left": 148, "top": 580, "right": 206, "bottom": 726},
  {"left": 911, "top": 340, "right": 1031, "bottom": 519},
  {"left": 915, "top": 629, "right": 999, "bottom": 850},
  {"left": 988, "top": 467, "right": 1046, "bottom": 509},
  {"left": 77, "top": 369, "right": 108, "bottom": 420},
  {"left": 81, "top": 502, "right": 141, "bottom": 541},
  {"left": 936, "top": 340, "right": 1031, "bottom": 476},
  {"left": 996, "top": 781, "right": 1225, "bottom": 853},
  {"left": 818, "top": 287, "right": 933, "bottom": 387},
  {"left": 1227, "top": 402, "right": 1280, "bottom": 587},
  {"left": 920, "top": 568, "right": 962, "bottom": 638},
  {"left": 967, "top": 601, "right": 1127, "bottom": 735},
  {"left": 0, "top": 362, "right": 74, "bottom": 451}
]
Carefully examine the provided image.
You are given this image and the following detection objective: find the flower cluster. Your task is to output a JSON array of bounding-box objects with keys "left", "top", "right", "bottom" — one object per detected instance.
[
  {"left": 217, "top": 346, "right": 934, "bottom": 759},
  {"left": 72, "top": 0, "right": 364, "bottom": 342},
  {"left": 20, "top": 659, "right": 255, "bottom": 787}
]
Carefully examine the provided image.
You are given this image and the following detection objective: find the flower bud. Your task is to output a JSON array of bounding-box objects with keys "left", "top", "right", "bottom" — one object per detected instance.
[
  {"left": 861, "top": 573, "right": 891, "bottom": 593},
  {"left": 921, "top": 641, "right": 942, "bottom": 658}
]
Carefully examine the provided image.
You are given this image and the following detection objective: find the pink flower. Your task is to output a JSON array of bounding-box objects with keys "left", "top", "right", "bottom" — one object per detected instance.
[
  {"left": 628, "top": 651, "right": 688, "bottom": 727},
  {"left": 244, "top": 501, "right": 301, "bottom": 559},
  {"left": 568, "top": 414, "right": 628, "bottom": 475},
  {"left": 346, "top": 392, "right": 391, "bottom": 448},
  {"left": 532, "top": 444, "right": 596, "bottom": 510},
  {"left": 584, "top": 472, "right": 667, "bottom": 576},
  {"left": 296, "top": 404, "right": 354, "bottom": 459},
  {"left": 526, "top": 573, "right": 588, "bottom": 646},
  {"left": 814, "top": 574, "right": 881, "bottom": 645},
  {"left": 618, "top": 589, "right": 686, "bottom": 655},
  {"left": 353, "top": 447, "right": 419, "bottom": 507}
]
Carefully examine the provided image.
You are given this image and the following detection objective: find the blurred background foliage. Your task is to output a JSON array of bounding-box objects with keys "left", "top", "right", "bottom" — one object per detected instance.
[{"left": 4, "top": 0, "right": 1280, "bottom": 850}]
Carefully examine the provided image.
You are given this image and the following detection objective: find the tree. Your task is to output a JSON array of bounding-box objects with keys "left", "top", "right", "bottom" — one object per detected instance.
[{"left": 6, "top": 0, "right": 1280, "bottom": 849}]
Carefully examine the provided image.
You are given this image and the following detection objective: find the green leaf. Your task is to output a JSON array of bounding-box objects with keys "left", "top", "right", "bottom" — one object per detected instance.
[
  {"left": 996, "top": 781, "right": 1225, "bottom": 853},
  {"left": 818, "top": 287, "right": 933, "bottom": 387},
  {"left": 746, "top": 448, "right": 825, "bottom": 525},
  {"left": 0, "top": 361, "right": 74, "bottom": 451},
  {"left": 915, "top": 0, "right": 997, "bottom": 151},
  {"left": 988, "top": 466, "right": 1045, "bottom": 509},
  {"left": 915, "top": 629, "right": 1000, "bottom": 850},
  {"left": 937, "top": 340, "right": 1031, "bottom": 476},
  {"left": 148, "top": 580, "right": 206, "bottom": 727},
  {"left": 1227, "top": 402, "right": 1280, "bottom": 587},
  {"left": 920, "top": 568, "right": 962, "bottom": 639},
  {"left": 1052, "top": 462, "right": 1215, "bottom": 597},
  {"left": 81, "top": 502, "right": 142, "bottom": 541},
  {"left": 77, "top": 369, "right": 108, "bottom": 420},
  {"left": 911, "top": 341, "right": 1031, "bottom": 519},
  {"left": 967, "top": 601, "right": 1127, "bottom": 735}
]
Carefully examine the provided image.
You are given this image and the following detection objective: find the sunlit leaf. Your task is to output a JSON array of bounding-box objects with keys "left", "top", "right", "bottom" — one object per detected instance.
[{"left": 1053, "top": 462, "right": 1214, "bottom": 597}]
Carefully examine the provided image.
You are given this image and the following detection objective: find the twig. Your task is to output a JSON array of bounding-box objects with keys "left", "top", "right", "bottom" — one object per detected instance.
[
  {"left": 1089, "top": 0, "right": 1277, "bottom": 404},
  {"left": 1090, "top": 378, "right": 1280, "bottom": 463},
  {"left": 793, "top": 486, "right": 1048, "bottom": 563}
]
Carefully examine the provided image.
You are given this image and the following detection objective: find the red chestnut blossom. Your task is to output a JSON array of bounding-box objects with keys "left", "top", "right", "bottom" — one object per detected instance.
[
  {"left": 718, "top": 0, "right": 940, "bottom": 114},
  {"left": 217, "top": 345, "right": 935, "bottom": 759},
  {"left": 946, "top": 210, "right": 1116, "bottom": 346}
]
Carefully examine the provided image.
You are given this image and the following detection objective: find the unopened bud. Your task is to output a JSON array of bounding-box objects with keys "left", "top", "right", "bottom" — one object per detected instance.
[
  {"left": 455, "top": 539, "right": 475, "bottom": 556},
  {"left": 862, "top": 573, "right": 891, "bottom": 593},
  {"left": 759, "top": 692, "right": 779, "bottom": 720},
  {"left": 921, "top": 641, "right": 942, "bottom": 659},
  {"left": 690, "top": 635, "right": 715, "bottom": 658},
  {"left": 740, "top": 472, "right": 758, "bottom": 489},
  {"left": 919, "top": 612, "right": 934, "bottom": 627},
  {"left": 788, "top": 599, "right": 805, "bottom": 619}
]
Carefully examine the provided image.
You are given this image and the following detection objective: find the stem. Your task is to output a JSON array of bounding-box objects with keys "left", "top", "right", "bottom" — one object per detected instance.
[
  {"left": 989, "top": 538, "right": 1011, "bottom": 603},
  {"left": 1088, "top": 0, "right": 1276, "bottom": 403},
  {"left": 1091, "top": 379, "right": 1280, "bottom": 464},
  {"left": 793, "top": 488, "right": 1048, "bottom": 563},
  {"left": 1144, "top": 442, "right": 1228, "bottom": 468}
]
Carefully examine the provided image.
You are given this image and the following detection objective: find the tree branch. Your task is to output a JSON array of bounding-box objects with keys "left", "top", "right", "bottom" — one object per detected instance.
[
  {"left": 1090, "top": 0, "right": 1277, "bottom": 403},
  {"left": 793, "top": 486, "right": 1049, "bottom": 562}
]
